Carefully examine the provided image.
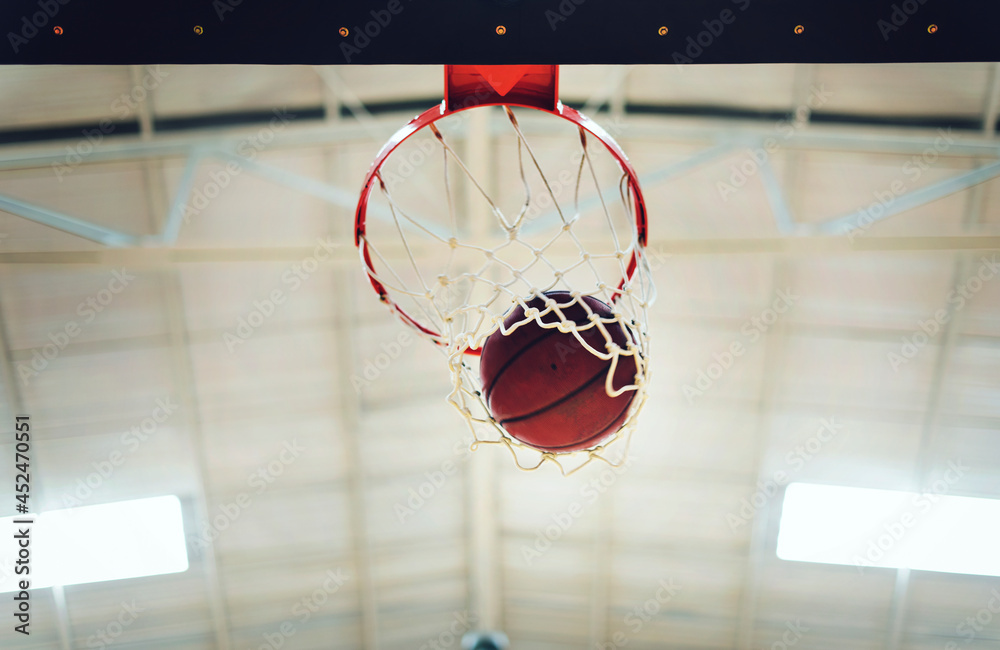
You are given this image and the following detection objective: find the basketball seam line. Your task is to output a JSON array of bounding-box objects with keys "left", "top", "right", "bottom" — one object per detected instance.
[
  {"left": 535, "top": 397, "right": 634, "bottom": 451},
  {"left": 498, "top": 364, "right": 624, "bottom": 426},
  {"left": 483, "top": 294, "right": 620, "bottom": 406},
  {"left": 482, "top": 326, "right": 562, "bottom": 406}
]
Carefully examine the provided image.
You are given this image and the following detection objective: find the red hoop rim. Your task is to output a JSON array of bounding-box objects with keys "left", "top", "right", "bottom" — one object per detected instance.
[{"left": 354, "top": 100, "right": 649, "bottom": 354}]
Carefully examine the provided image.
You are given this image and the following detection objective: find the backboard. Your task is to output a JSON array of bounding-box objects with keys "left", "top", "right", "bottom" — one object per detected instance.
[{"left": 1, "top": 0, "right": 998, "bottom": 64}]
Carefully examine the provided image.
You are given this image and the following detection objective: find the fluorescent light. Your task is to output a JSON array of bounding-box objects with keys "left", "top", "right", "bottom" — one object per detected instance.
[
  {"left": 777, "top": 483, "right": 1000, "bottom": 577},
  {"left": 1, "top": 495, "right": 188, "bottom": 592}
]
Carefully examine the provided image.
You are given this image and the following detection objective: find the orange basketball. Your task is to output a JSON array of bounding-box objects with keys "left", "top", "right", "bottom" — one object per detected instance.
[{"left": 479, "top": 291, "right": 639, "bottom": 452}]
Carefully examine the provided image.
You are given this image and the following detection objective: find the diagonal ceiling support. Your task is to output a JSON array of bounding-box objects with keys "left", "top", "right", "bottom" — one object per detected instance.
[
  {"left": 758, "top": 156, "right": 796, "bottom": 235},
  {"left": 313, "top": 66, "right": 391, "bottom": 142},
  {"left": 0, "top": 150, "right": 379, "bottom": 248},
  {"left": 216, "top": 152, "right": 359, "bottom": 209},
  {"left": 0, "top": 192, "right": 141, "bottom": 247},
  {"left": 161, "top": 151, "right": 206, "bottom": 245},
  {"left": 815, "top": 160, "right": 1000, "bottom": 235},
  {"left": 0, "top": 120, "right": 378, "bottom": 170}
]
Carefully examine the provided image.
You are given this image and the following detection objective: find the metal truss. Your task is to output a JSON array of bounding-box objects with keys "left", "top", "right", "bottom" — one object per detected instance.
[{"left": 1, "top": 116, "right": 998, "bottom": 249}]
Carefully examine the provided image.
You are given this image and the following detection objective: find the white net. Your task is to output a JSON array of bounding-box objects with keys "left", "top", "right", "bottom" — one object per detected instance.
[{"left": 358, "top": 104, "right": 654, "bottom": 474}]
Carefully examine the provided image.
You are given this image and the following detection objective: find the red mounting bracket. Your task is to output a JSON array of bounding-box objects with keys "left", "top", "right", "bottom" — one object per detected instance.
[{"left": 445, "top": 65, "right": 559, "bottom": 113}]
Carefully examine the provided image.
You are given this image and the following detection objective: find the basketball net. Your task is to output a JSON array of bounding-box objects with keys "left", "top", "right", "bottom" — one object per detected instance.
[{"left": 356, "top": 68, "right": 654, "bottom": 475}]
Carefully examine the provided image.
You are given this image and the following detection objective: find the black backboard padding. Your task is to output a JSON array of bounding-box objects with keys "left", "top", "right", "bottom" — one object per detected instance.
[{"left": 0, "top": 0, "right": 997, "bottom": 64}]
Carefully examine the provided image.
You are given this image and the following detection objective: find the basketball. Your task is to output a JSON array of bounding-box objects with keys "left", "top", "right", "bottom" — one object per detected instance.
[{"left": 478, "top": 291, "right": 640, "bottom": 453}]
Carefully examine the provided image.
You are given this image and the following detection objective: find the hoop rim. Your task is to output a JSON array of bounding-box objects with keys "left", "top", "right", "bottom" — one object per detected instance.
[{"left": 354, "top": 100, "right": 649, "bottom": 353}]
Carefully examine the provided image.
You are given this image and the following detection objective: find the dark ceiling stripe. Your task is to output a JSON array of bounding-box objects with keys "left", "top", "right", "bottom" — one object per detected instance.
[
  {"left": 0, "top": 121, "right": 140, "bottom": 145},
  {"left": 0, "top": 102, "right": 990, "bottom": 147},
  {"left": 153, "top": 106, "right": 325, "bottom": 132}
]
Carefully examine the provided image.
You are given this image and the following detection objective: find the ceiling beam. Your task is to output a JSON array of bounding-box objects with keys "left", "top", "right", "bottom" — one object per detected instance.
[
  {"left": 588, "top": 481, "right": 614, "bottom": 648},
  {"left": 982, "top": 62, "right": 1000, "bottom": 137},
  {"left": 734, "top": 259, "right": 792, "bottom": 650},
  {"left": 326, "top": 135, "right": 380, "bottom": 648},
  {"left": 777, "top": 64, "right": 815, "bottom": 231},
  {"left": 0, "top": 118, "right": 378, "bottom": 170},
  {"left": 51, "top": 585, "right": 73, "bottom": 650},
  {"left": 129, "top": 65, "right": 156, "bottom": 141},
  {"left": 0, "top": 270, "right": 26, "bottom": 416},
  {"left": 159, "top": 269, "right": 234, "bottom": 650},
  {"left": 333, "top": 267, "right": 380, "bottom": 650},
  {"left": 1, "top": 235, "right": 998, "bottom": 268},
  {"left": 885, "top": 567, "right": 912, "bottom": 650},
  {"left": 463, "top": 105, "right": 503, "bottom": 634},
  {"left": 148, "top": 119, "right": 235, "bottom": 650},
  {"left": 468, "top": 444, "right": 501, "bottom": 632},
  {"left": 3, "top": 110, "right": 1000, "bottom": 173},
  {"left": 886, "top": 87, "right": 993, "bottom": 647}
]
